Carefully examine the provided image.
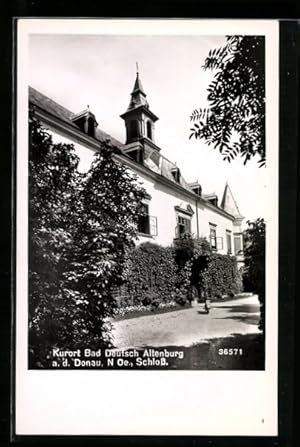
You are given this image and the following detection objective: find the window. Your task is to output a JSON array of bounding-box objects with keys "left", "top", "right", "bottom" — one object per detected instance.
[
  {"left": 226, "top": 230, "right": 232, "bottom": 254},
  {"left": 177, "top": 216, "right": 191, "bottom": 238},
  {"left": 146, "top": 121, "right": 152, "bottom": 139},
  {"left": 208, "top": 197, "right": 218, "bottom": 207},
  {"left": 127, "top": 148, "right": 144, "bottom": 164},
  {"left": 138, "top": 203, "right": 150, "bottom": 234},
  {"left": 209, "top": 226, "right": 217, "bottom": 250},
  {"left": 87, "top": 117, "right": 96, "bottom": 137},
  {"left": 130, "top": 120, "right": 139, "bottom": 139},
  {"left": 192, "top": 185, "right": 202, "bottom": 196},
  {"left": 171, "top": 167, "right": 181, "bottom": 183},
  {"left": 137, "top": 204, "right": 158, "bottom": 236},
  {"left": 234, "top": 234, "right": 243, "bottom": 254},
  {"left": 71, "top": 110, "right": 98, "bottom": 137}
]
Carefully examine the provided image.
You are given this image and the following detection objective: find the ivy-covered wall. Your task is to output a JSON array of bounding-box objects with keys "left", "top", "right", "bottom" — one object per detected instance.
[
  {"left": 199, "top": 254, "right": 243, "bottom": 299},
  {"left": 116, "top": 241, "right": 243, "bottom": 314},
  {"left": 123, "top": 242, "right": 178, "bottom": 307}
]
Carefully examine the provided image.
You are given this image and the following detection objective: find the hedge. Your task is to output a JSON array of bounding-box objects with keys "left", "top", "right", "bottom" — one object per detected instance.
[
  {"left": 123, "top": 242, "right": 178, "bottom": 307},
  {"left": 199, "top": 253, "right": 243, "bottom": 299},
  {"left": 116, "top": 241, "right": 243, "bottom": 313}
]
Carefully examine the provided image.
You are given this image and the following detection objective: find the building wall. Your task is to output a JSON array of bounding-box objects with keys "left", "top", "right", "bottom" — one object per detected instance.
[
  {"left": 133, "top": 173, "right": 198, "bottom": 246},
  {"left": 118, "top": 154, "right": 236, "bottom": 254},
  {"left": 196, "top": 201, "right": 234, "bottom": 255},
  {"left": 47, "top": 128, "right": 236, "bottom": 255}
]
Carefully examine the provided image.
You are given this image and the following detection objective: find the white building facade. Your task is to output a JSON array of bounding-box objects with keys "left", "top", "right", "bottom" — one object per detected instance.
[{"left": 29, "top": 72, "right": 244, "bottom": 266}]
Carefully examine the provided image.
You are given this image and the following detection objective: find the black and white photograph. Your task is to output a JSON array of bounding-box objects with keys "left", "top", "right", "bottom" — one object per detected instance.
[{"left": 15, "top": 19, "right": 279, "bottom": 436}]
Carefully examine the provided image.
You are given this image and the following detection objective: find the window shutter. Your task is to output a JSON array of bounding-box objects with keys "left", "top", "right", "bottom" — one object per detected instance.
[
  {"left": 216, "top": 237, "right": 223, "bottom": 250},
  {"left": 149, "top": 216, "right": 158, "bottom": 236},
  {"left": 234, "top": 236, "right": 242, "bottom": 254}
]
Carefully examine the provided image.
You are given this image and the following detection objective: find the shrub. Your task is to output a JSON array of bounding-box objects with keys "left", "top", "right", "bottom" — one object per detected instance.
[
  {"left": 124, "top": 242, "right": 178, "bottom": 306},
  {"left": 175, "top": 260, "right": 193, "bottom": 304},
  {"left": 173, "top": 237, "right": 211, "bottom": 267},
  {"left": 173, "top": 238, "right": 196, "bottom": 266}
]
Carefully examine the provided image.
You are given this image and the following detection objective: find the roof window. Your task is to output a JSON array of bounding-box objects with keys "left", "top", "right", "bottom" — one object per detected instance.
[{"left": 71, "top": 107, "right": 98, "bottom": 138}]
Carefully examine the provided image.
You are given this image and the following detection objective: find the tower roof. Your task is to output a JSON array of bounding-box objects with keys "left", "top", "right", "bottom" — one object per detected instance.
[
  {"left": 220, "top": 183, "right": 243, "bottom": 218},
  {"left": 126, "top": 71, "right": 149, "bottom": 111},
  {"left": 121, "top": 70, "right": 158, "bottom": 121},
  {"left": 132, "top": 72, "right": 145, "bottom": 95}
]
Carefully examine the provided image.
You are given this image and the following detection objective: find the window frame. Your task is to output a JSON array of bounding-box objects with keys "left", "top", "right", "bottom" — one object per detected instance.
[
  {"left": 226, "top": 230, "right": 232, "bottom": 255},
  {"left": 234, "top": 233, "right": 243, "bottom": 255},
  {"left": 146, "top": 120, "right": 152, "bottom": 140},
  {"left": 137, "top": 203, "right": 150, "bottom": 235},
  {"left": 209, "top": 223, "right": 217, "bottom": 250},
  {"left": 129, "top": 119, "right": 139, "bottom": 139},
  {"left": 137, "top": 203, "right": 158, "bottom": 237},
  {"left": 178, "top": 215, "right": 191, "bottom": 236}
]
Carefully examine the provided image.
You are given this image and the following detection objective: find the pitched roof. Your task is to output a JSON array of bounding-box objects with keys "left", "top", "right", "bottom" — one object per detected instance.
[
  {"left": 28, "top": 86, "right": 236, "bottom": 218},
  {"left": 29, "top": 86, "right": 194, "bottom": 189},
  {"left": 220, "top": 183, "right": 243, "bottom": 218},
  {"left": 29, "top": 86, "right": 123, "bottom": 148}
]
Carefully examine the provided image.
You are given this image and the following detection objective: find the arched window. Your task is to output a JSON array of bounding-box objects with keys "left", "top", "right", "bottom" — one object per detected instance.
[
  {"left": 146, "top": 121, "right": 152, "bottom": 139},
  {"left": 130, "top": 120, "right": 139, "bottom": 139}
]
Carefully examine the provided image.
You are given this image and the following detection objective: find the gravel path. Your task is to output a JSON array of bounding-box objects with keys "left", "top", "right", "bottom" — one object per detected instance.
[{"left": 111, "top": 295, "right": 261, "bottom": 349}]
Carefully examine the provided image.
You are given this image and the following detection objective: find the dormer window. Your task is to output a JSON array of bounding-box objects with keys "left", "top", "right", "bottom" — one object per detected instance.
[
  {"left": 126, "top": 147, "right": 144, "bottom": 164},
  {"left": 71, "top": 107, "right": 98, "bottom": 138},
  {"left": 192, "top": 185, "right": 202, "bottom": 196},
  {"left": 188, "top": 182, "right": 202, "bottom": 197},
  {"left": 203, "top": 193, "right": 218, "bottom": 207},
  {"left": 87, "top": 117, "right": 96, "bottom": 136},
  {"left": 171, "top": 167, "right": 181, "bottom": 183}
]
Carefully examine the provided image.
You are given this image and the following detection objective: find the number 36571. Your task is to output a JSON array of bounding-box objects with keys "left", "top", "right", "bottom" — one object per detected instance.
[{"left": 218, "top": 348, "right": 243, "bottom": 355}]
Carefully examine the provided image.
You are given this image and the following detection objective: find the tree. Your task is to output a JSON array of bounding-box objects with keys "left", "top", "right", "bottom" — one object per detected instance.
[
  {"left": 29, "top": 113, "right": 80, "bottom": 365},
  {"left": 243, "top": 218, "right": 266, "bottom": 331},
  {"left": 190, "top": 36, "right": 265, "bottom": 166},
  {"left": 29, "top": 114, "right": 147, "bottom": 366}
]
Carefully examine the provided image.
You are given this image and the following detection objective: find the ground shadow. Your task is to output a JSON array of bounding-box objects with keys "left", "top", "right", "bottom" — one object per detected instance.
[
  {"left": 215, "top": 304, "right": 259, "bottom": 313},
  {"left": 197, "top": 310, "right": 209, "bottom": 315},
  {"left": 214, "top": 314, "right": 260, "bottom": 325},
  {"left": 111, "top": 333, "right": 265, "bottom": 370}
]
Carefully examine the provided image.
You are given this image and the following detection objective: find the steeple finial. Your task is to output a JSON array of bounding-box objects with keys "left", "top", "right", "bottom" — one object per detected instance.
[{"left": 136, "top": 61, "right": 139, "bottom": 74}]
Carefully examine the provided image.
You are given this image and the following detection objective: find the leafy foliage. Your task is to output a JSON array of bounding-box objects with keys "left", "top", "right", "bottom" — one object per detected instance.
[
  {"left": 190, "top": 36, "right": 265, "bottom": 166},
  {"left": 172, "top": 237, "right": 242, "bottom": 302},
  {"left": 199, "top": 254, "right": 243, "bottom": 299},
  {"left": 243, "top": 218, "right": 265, "bottom": 331},
  {"left": 29, "top": 114, "right": 147, "bottom": 366},
  {"left": 114, "top": 237, "right": 242, "bottom": 313},
  {"left": 173, "top": 237, "right": 212, "bottom": 267},
  {"left": 123, "top": 242, "right": 178, "bottom": 306}
]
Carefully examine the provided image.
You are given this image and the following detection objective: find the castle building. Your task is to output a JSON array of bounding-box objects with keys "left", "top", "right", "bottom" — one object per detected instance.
[{"left": 28, "top": 71, "right": 244, "bottom": 267}]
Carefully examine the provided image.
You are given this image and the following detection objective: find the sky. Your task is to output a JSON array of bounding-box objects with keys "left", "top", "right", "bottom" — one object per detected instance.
[{"left": 28, "top": 33, "right": 267, "bottom": 222}]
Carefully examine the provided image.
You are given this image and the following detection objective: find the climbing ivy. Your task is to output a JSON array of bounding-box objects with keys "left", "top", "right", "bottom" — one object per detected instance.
[{"left": 199, "top": 254, "right": 243, "bottom": 298}]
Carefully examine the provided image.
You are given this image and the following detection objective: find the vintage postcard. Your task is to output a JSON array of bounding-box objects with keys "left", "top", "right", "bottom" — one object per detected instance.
[{"left": 15, "top": 19, "right": 279, "bottom": 436}]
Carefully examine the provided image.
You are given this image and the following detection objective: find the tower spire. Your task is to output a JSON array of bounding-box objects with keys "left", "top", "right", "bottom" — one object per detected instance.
[
  {"left": 132, "top": 68, "right": 145, "bottom": 96},
  {"left": 126, "top": 65, "right": 148, "bottom": 110},
  {"left": 120, "top": 68, "right": 159, "bottom": 146}
]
